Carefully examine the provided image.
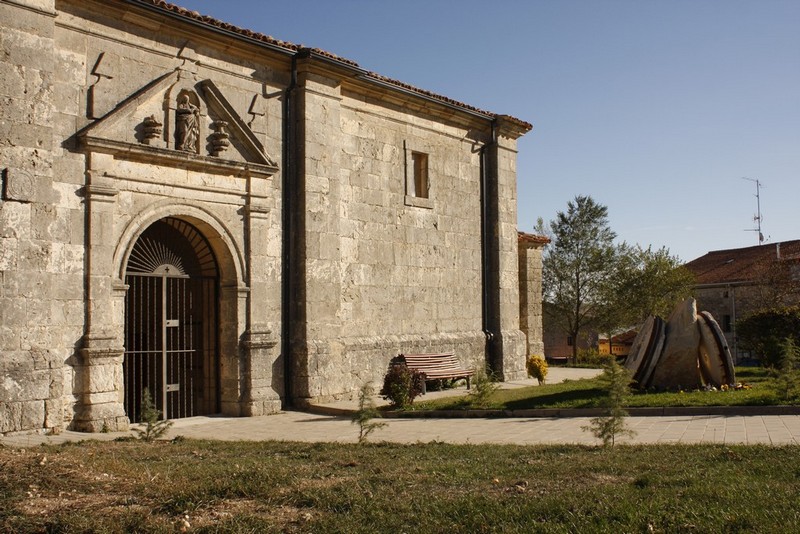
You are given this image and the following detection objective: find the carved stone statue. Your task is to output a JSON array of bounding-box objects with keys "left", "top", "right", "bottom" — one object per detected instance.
[{"left": 175, "top": 94, "right": 199, "bottom": 152}]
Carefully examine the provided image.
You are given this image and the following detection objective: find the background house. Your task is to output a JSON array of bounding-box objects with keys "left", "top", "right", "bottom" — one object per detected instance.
[
  {"left": 685, "top": 240, "right": 800, "bottom": 361},
  {"left": 541, "top": 303, "right": 599, "bottom": 362},
  {"left": 598, "top": 330, "right": 637, "bottom": 359}
]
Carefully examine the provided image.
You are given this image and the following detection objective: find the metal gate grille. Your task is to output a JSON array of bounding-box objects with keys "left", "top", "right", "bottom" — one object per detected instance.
[{"left": 123, "top": 218, "right": 219, "bottom": 422}]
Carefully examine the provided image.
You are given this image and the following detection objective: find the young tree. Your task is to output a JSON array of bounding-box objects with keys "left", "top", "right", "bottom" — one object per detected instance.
[
  {"left": 542, "top": 196, "right": 619, "bottom": 361},
  {"left": 584, "top": 359, "right": 636, "bottom": 447},
  {"left": 352, "top": 382, "right": 386, "bottom": 443},
  {"left": 135, "top": 387, "right": 173, "bottom": 442}
]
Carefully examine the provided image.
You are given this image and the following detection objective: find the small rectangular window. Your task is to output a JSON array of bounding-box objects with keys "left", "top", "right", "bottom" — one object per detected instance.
[
  {"left": 567, "top": 336, "right": 574, "bottom": 346},
  {"left": 403, "top": 141, "right": 433, "bottom": 209},
  {"left": 722, "top": 315, "right": 731, "bottom": 332},
  {"left": 411, "top": 151, "right": 428, "bottom": 198}
]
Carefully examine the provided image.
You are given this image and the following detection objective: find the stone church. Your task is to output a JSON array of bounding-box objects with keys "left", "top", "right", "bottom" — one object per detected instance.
[{"left": 1, "top": 0, "right": 540, "bottom": 434}]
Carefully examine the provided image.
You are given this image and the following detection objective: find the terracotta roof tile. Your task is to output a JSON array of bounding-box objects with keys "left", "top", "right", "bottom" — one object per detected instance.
[
  {"left": 518, "top": 231, "right": 550, "bottom": 245},
  {"left": 684, "top": 240, "right": 800, "bottom": 285},
  {"left": 132, "top": 0, "right": 530, "bottom": 129}
]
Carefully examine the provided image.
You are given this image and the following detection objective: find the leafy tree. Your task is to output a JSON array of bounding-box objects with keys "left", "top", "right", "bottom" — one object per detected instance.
[
  {"left": 737, "top": 306, "right": 800, "bottom": 367},
  {"left": 541, "top": 197, "right": 694, "bottom": 359},
  {"left": 751, "top": 254, "right": 800, "bottom": 311},
  {"left": 542, "top": 195, "right": 619, "bottom": 360},
  {"left": 606, "top": 244, "right": 695, "bottom": 328}
]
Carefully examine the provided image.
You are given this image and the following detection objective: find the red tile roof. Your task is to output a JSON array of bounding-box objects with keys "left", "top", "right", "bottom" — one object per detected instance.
[
  {"left": 518, "top": 231, "right": 550, "bottom": 245},
  {"left": 684, "top": 240, "right": 800, "bottom": 285},
  {"left": 131, "top": 0, "right": 532, "bottom": 131}
]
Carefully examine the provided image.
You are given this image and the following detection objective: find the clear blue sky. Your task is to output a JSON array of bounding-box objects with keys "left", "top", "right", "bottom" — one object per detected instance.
[{"left": 176, "top": 0, "right": 799, "bottom": 262}]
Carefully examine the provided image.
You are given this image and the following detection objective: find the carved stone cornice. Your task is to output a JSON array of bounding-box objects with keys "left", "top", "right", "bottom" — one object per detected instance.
[
  {"left": 246, "top": 203, "right": 271, "bottom": 219},
  {"left": 80, "top": 135, "right": 278, "bottom": 178},
  {"left": 85, "top": 183, "right": 119, "bottom": 202}
]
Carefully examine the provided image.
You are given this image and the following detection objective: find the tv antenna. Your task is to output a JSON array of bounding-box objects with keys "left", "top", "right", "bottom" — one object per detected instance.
[{"left": 742, "top": 177, "right": 764, "bottom": 245}]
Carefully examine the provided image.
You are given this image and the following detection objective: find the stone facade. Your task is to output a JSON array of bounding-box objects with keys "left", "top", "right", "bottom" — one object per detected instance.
[{"left": 1, "top": 0, "right": 534, "bottom": 434}]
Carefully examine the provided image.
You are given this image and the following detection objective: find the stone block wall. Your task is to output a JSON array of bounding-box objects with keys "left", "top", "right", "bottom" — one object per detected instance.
[
  {"left": 292, "top": 65, "right": 527, "bottom": 402},
  {"left": 0, "top": 0, "right": 71, "bottom": 434}
]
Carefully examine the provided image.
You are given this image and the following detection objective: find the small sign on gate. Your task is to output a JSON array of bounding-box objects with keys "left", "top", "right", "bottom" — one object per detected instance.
[{"left": 165, "top": 383, "right": 180, "bottom": 392}]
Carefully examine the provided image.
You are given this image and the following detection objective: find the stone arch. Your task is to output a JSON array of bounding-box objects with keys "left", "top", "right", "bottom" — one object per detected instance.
[
  {"left": 115, "top": 202, "right": 247, "bottom": 420},
  {"left": 114, "top": 201, "right": 245, "bottom": 289}
]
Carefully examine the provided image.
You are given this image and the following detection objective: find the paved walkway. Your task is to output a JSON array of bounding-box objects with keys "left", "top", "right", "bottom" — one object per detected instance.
[{"left": 4, "top": 368, "right": 800, "bottom": 448}]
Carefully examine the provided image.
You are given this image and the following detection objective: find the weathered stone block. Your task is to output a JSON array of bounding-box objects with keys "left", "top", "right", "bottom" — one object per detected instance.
[
  {"left": 0, "top": 400, "right": 45, "bottom": 433},
  {"left": 3, "top": 167, "right": 36, "bottom": 202}
]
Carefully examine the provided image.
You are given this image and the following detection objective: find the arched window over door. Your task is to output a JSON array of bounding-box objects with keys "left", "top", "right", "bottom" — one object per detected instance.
[{"left": 124, "top": 217, "right": 220, "bottom": 422}]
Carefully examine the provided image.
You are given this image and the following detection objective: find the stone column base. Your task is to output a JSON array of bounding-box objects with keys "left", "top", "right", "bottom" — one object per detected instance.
[{"left": 72, "top": 341, "right": 129, "bottom": 433}]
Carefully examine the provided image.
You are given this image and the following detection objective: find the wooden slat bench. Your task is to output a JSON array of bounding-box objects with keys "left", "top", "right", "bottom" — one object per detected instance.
[{"left": 399, "top": 352, "right": 475, "bottom": 392}]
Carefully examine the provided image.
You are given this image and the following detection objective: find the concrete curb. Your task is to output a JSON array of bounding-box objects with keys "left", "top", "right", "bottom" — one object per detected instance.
[{"left": 307, "top": 404, "right": 800, "bottom": 419}]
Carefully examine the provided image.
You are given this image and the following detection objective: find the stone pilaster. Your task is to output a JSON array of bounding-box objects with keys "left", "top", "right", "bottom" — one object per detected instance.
[
  {"left": 239, "top": 327, "right": 281, "bottom": 415},
  {"left": 290, "top": 59, "right": 345, "bottom": 402},
  {"left": 489, "top": 119, "right": 529, "bottom": 380},
  {"left": 72, "top": 332, "right": 128, "bottom": 432},
  {"left": 71, "top": 158, "right": 129, "bottom": 431},
  {"left": 519, "top": 234, "right": 548, "bottom": 357},
  {"left": 239, "top": 170, "right": 282, "bottom": 414}
]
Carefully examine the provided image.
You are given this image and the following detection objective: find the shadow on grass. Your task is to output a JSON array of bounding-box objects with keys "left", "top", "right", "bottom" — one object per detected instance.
[{"left": 503, "top": 385, "right": 606, "bottom": 410}]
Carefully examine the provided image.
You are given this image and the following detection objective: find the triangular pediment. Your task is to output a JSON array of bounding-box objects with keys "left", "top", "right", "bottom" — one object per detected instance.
[{"left": 78, "top": 68, "right": 278, "bottom": 177}]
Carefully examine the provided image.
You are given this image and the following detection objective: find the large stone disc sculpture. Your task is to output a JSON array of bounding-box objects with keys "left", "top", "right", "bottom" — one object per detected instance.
[
  {"left": 623, "top": 299, "right": 736, "bottom": 390},
  {"left": 624, "top": 315, "right": 665, "bottom": 388},
  {"left": 649, "top": 299, "right": 702, "bottom": 390},
  {"left": 697, "top": 311, "right": 736, "bottom": 386}
]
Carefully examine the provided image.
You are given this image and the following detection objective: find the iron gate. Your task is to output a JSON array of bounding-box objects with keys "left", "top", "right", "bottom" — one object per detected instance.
[{"left": 123, "top": 218, "right": 219, "bottom": 422}]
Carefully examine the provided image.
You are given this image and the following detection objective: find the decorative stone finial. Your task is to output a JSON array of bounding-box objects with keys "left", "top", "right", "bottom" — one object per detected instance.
[
  {"left": 142, "top": 115, "right": 163, "bottom": 145},
  {"left": 209, "top": 120, "right": 230, "bottom": 157}
]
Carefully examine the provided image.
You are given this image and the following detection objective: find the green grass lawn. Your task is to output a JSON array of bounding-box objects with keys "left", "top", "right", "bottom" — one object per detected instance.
[
  {"left": 2, "top": 439, "right": 799, "bottom": 533},
  {"left": 413, "top": 366, "right": 786, "bottom": 412}
]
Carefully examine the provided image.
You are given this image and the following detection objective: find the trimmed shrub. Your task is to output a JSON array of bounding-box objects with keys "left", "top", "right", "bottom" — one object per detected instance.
[
  {"left": 526, "top": 355, "right": 549, "bottom": 385},
  {"left": 380, "top": 364, "right": 425, "bottom": 409},
  {"left": 468, "top": 367, "right": 500, "bottom": 409}
]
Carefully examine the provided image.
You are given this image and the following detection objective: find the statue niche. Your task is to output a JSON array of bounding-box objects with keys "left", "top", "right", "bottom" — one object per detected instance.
[{"left": 175, "top": 92, "right": 201, "bottom": 153}]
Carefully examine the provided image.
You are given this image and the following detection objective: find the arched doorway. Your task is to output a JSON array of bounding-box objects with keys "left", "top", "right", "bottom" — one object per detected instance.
[{"left": 123, "top": 217, "right": 220, "bottom": 422}]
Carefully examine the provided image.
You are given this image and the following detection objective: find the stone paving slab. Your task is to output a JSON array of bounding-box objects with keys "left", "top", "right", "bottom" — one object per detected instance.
[{"left": 3, "top": 412, "right": 800, "bottom": 448}]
